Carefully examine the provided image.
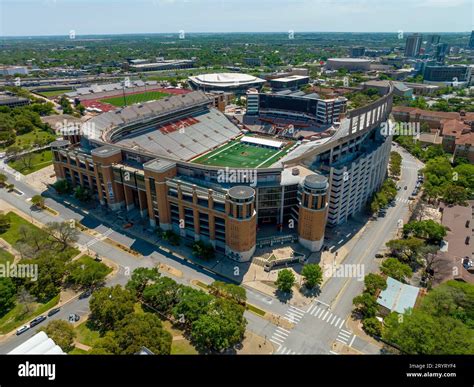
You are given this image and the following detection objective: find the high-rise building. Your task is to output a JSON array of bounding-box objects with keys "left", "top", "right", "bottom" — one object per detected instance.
[
  {"left": 469, "top": 31, "right": 474, "bottom": 49},
  {"left": 435, "top": 43, "right": 450, "bottom": 64},
  {"left": 405, "top": 34, "right": 423, "bottom": 58},
  {"left": 350, "top": 46, "right": 366, "bottom": 57}
]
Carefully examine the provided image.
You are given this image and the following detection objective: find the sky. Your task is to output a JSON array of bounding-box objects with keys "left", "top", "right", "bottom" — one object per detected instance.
[{"left": 0, "top": 0, "right": 472, "bottom": 36}]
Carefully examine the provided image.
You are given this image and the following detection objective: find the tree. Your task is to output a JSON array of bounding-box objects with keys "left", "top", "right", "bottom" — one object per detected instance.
[
  {"left": 275, "top": 269, "right": 295, "bottom": 293},
  {"left": 380, "top": 258, "right": 413, "bottom": 283},
  {"left": 142, "top": 277, "right": 181, "bottom": 314},
  {"left": 31, "top": 195, "right": 45, "bottom": 209},
  {"left": 0, "top": 212, "right": 11, "bottom": 233},
  {"left": 364, "top": 273, "right": 387, "bottom": 296},
  {"left": 301, "top": 264, "right": 323, "bottom": 289},
  {"left": 383, "top": 310, "right": 474, "bottom": 355},
  {"left": 192, "top": 241, "right": 215, "bottom": 261},
  {"left": 208, "top": 281, "right": 246, "bottom": 305},
  {"left": 24, "top": 254, "right": 66, "bottom": 301},
  {"left": 45, "top": 221, "right": 79, "bottom": 251},
  {"left": 162, "top": 230, "right": 180, "bottom": 246},
  {"left": 386, "top": 237, "right": 426, "bottom": 266},
  {"left": 52, "top": 179, "right": 72, "bottom": 194},
  {"left": 89, "top": 285, "right": 136, "bottom": 332},
  {"left": 74, "top": 186, "right": 92, "bottom": 202},
  {"left": 125, "top": 267, "right": 161, "bottom": 298},
  {"left": 0, "top": 173, "right": 7, "bottom": 187},
  {"left": 66, "top": 258, "right": 110, "bottom": 288},
  {"left": 17, "top": 287, "right": 36, "bottom": 315},
  {"left": 442, "top": 185, "right": 469, "bottom": 206},
  {"left": 191, "top": 298, "right": 246, "bottom": 352},
  {"left": 362, "top": 317, "right": 382, "bottom": 337},
  {"left": 40, "top": 320, "right": 76, "bottom": 353},
  {"left": 172, "top": 287, "right": 213, "bottom": 327},
  {"left": 352, "top": 292, "right": 378, "bottom": 318},
  {"left": 403, "top": 220, "right": 447, "bottom": 245},
  {"left": 0, "top": 277, "right": 16, "bottom": 316},
  {"left": 107, "top": 313, "right": 172, "bottom": 355}
]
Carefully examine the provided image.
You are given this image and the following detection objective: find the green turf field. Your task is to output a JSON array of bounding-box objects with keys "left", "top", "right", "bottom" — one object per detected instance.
[
  {"left": 192, "top": 138, "right": 293, "bottom": 168},
  {"left": 99, "top": 91, "right": 170, "bottom": 107}
]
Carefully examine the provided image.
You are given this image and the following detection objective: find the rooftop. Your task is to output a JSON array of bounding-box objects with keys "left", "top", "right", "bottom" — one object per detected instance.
[{"left": 377, "top": 277, "right": 420, "bottom": 314}]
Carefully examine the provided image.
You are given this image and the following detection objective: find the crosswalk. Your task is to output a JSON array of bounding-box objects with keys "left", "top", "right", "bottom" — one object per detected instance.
[
  {"left": 306, "top": 304, "right": 345, "bottom": 329},
  {"left": 275, "top": 346, "right": 296, "bottom": 355},
  {"left": 269, "top": 326, "right": 290, "bottom": 348},
  {"left": 336, "top": 329, "right": 356, "bottom": 347},
  {"left": 284, "top": 305, "right": 305, "bottom": 324},
  {"left": 395, "top": 197, "right": 410, "bottom": 204}
]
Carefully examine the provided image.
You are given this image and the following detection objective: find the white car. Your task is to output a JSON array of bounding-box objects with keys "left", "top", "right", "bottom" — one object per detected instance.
[{"left": 16, "top": 325, "right": 30, "bottom": 335}]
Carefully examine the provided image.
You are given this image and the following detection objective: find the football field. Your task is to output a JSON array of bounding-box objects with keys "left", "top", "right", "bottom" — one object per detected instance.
[
  {"left": 192, "top": 138, "right": 292, "bottom": 168},
  {"left": 99, "top": 91, "right": 170, "bottom": 107}
]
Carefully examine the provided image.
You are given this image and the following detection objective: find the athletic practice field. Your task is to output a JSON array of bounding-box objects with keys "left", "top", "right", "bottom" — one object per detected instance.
[
  {"left": 192, "top": 137, "right": 293, "bottom": 168},
  {"left": 99, "top": 90, "right": 170, "bottom": 107}
]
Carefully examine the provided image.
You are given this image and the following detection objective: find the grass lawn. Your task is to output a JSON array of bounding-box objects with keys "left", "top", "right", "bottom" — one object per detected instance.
[
  {"left": 171, "top": 339, "right": 198, "bottom": 355},
  {"left": 192, "top": 137, "right": 293, "bottom": 168},
  {"left": 0, "top": 212, "right": 80, "bottom": 260},
  {"left": 8, "top": 149, "right": 53, "bottom": 175},
  {"left": 0, "top": 248, "right": 14, "bottom": 265},
  {"left": 100, "top": 91, "right": 170, "bottom": 107},
  {"left": 38, "top": 89, "right": 72, "bottom": 98},
  {"left": 0, "top": 294, "right": 60, "bottom": 334},
  {"left": 74, "top": 255, "right": 112, "bottom": 276},
  {"left": 75, "top": 321, "right": 101, "bottom": 348},
  {"left": 1, "top": 129, "right": 57, "bottom": 150}
]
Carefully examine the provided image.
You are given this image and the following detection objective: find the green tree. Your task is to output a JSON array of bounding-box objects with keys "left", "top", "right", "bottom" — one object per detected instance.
[
  {"left": 125, "top": 267, "right": 161, "bottom": 298},
  {"left": 142, "top": 277, "right": 181, "bottom": 314},
  {"left": 364, "top": 273, "right": 387, "bottom": 296},
  {"left": 301, "top": 264, "right": 323, "bottom": 289},
  {"left": 89, "top": 285, "right": 136, "bottom": 332},
  {"left": 172, "top": 287, "right": 212, "bottom": 326},
  {"left": 386, "top": 237, "right": 426, "bottom": 266},
  {"left": 362, "top": 317, "right": 382, "bottom": 337},
  {"left": 107, "top": 313, "right": 172, "bottom": 355},
  {"left": 209, "top": 281, "right": 246, "bottom": 305},
  {"left": 191, "top": 298, "right": 246, "bottom": 352},
  {"left": 380, "top": 258, "right": 413, "bottom": 283},
  {"left": 353, "top": 292, "right": 378, "bottom": 318},
  {"left": 45, "top": 221, "right": 79, "bottom": 251},
  {"left": 442, "top": 184, "right": 469, "bottom": 206},
  {"left": 52, "top": 179, "right": 73, "bottom": 194},
  {"left": 0, "top": 277, "right": 16, "bottom": 316},
  {"left": 40, "top": 320, "right": 76, "bottom": 353},
  {"left": 275, "top": 269, "right": 295, "bottom": 293},
  {"left": 31, "top": 195, "right": 45, "bottom": 209},
  {"left": 0, "top": 213, "right": 11, "bottom": 233},
  {"left": 24, "top": 254, "right": 66, "bottom": 301},
  {"left": 383, "top": 310, "right": 474, "bottom": 354},
  {"left": 0, "top": 173, "right": 7, "bottom": 187},
  {"left": 66, "top": 258, "right": 110, "bottom": 288},
  {"left": 192, "top": 241, "right": 215, "bottom": 261},
  {"left": 403, "top": 220, "right": 447, "bottom": 244}
]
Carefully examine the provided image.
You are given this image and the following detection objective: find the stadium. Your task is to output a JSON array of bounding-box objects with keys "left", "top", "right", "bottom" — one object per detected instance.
[
  {"left": 52, "top": 83, "right": 394, "bottom": 262},
  {"left": 188, "top": 73, "right": 266, "bottom": 94}
]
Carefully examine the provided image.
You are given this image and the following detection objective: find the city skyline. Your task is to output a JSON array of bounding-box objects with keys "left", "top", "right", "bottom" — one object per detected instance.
[{"left": 0, "top": 0, "right": 472, "bottom": 36}]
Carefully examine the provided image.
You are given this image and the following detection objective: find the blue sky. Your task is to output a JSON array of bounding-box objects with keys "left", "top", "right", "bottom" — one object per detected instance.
[{"left": 0, "top": 0, "right": 472, "bottom": 36}]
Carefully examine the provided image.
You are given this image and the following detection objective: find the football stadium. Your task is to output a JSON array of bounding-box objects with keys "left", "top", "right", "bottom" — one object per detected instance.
[{"left": 52, "top": 83, "right": 394, "bottom": 262}]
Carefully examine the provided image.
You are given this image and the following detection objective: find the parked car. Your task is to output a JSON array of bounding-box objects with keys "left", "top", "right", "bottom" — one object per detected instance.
[
  {"left": 375, "top": 253, "right": 384, "bottom": 258},
  {"left": 79, "top": 289, "right": 92, "bottom": 299},
  {"left": 404, "top": 186, "right": 408, "bottom": 190},
  {"left": 16, "top": 325, "right": 30, "bottom": 335},
  {"left": 47, "top": 308, "right": 61, "bottom": 317},
  {"left": 68, "top": 313, "right": 80, "bottom": 323},
  {"left": 29, "top": 315, "right": 47, "bottom": 328}
]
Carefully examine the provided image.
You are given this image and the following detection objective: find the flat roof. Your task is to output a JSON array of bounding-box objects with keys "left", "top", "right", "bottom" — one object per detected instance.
[
  {"left": 377, "top": 277, "right": 420, "bottom": 314},
  {"left": 189, "top": 73, "right": 265, "bottom": 87},
  {"left": 240, "top": 136, "right": 284, "bottom": 149},
  {"left": 271, "top": 75, "right": 310, "bottom": 83}
]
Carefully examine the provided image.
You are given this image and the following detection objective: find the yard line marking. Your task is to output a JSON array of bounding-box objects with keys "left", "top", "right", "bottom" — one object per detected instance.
[
  {"left": 349, "top": 335, "right": 356, "bottom": 347},
  {"left": 334, "top": 317, "right": 341, "bottom": 327},
  {"left": 338, "top": 319, "right": 345, "bottom": 329},
  {"left": 322, "top": 311, "right": 329, "bottom": 321}
]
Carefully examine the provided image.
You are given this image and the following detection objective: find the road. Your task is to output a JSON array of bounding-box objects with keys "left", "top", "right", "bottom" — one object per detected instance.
[
  {"left": 268, "top": 144, "right": 424, "bottom": 354},
  {"left": 0, "top": 144, "right": 422, "bottom": 354}
]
